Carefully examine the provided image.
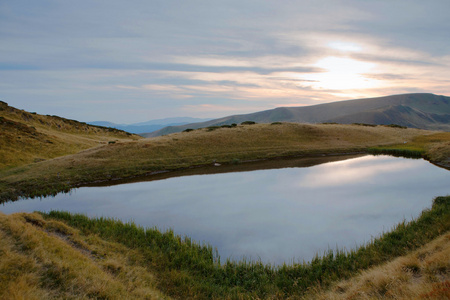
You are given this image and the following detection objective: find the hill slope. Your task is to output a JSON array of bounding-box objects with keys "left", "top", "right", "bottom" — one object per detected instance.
[
  {"left": 0, "top": 101, "right": 140, "bottom": 168},
  {"left": 145, "top": 93, "right": 450, "bottom": 137}
]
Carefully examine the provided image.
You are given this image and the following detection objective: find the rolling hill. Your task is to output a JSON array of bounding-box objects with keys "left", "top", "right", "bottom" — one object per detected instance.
[
  {"left": 0, "top": 101, "right": 141, "bottom": 168},
  {"left": 144, "top": 93, "right": 450, "bottom": 137}
]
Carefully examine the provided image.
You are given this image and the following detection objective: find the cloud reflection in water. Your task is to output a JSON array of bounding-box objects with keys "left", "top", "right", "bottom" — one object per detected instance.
[
  {"left": 1, "top": 155, "right": 449, "bottom": 265},
  {"left": 298, "top": 155, "right": 417, "bottom": 188}
]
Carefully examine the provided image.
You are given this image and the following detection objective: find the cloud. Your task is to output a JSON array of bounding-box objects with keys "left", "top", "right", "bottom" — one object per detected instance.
[
  {"left": 1, "top": 1, "right": 449, "bottom": 123},
  {"left": 182, "top": 103, "right": 253, "bottom": 114}
]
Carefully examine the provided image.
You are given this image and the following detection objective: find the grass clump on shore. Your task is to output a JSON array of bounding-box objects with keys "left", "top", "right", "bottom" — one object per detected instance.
[
  {"left": 369, "top": 131, "right": 450, "bottom": 164},
  {"left": 29, "top": 195, "right": 450, "bottom": 299},
  {"left": 368, "top": 147, "right": 424, "bottom": 158}
]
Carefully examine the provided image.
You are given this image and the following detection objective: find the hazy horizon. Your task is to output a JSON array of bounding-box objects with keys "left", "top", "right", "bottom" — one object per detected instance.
[{"left": 2, "top": 1, "right": 450, "bottom": 123}]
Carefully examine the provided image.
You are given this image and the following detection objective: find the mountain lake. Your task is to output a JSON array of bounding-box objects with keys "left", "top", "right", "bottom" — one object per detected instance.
[{"left": 1, "top": 155, "right": 449, "bottom": 265}]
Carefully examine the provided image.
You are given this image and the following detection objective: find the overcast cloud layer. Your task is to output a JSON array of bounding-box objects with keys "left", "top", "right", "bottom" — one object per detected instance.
[{"left": 1, "top": 0, "right": 450, "bottom": 123}]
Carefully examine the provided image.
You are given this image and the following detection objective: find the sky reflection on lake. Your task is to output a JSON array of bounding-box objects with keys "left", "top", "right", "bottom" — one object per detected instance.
[{"left": 1, "top": 155, "right": 449, "bottom": 265}]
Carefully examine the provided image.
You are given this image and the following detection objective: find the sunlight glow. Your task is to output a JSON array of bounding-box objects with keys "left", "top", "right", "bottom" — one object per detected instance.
[
  {"left": 301, "top": 56, "right": 382, "bottom": 90},
  {"left": 328, "top": 41, "right": 362, "bottom": 52},
  {"left": 299, "top": 156, "right": 417, "bottom": 188}
]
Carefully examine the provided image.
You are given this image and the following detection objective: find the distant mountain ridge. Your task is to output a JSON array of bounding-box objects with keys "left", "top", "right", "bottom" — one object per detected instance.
[
  {"left": 144, "top": 93, "right": 450, "bottom": 137},
  {"left": 89, "top": 117, "right": 211, "bottom": 134}
]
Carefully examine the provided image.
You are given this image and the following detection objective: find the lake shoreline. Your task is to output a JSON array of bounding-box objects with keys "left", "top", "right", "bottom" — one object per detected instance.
[
  {"left": 1, "top": 148, "right": 448, "bottom": 204},
  {"left": 4, "top": 155, "right": 449, "bottom": 267},
  {"left": 80, "top": 148, "right": 450, "bottom": 188},
  {"left": 1, "top": 123, "right": 449, "bottom": 203},
  {"left": 81, "top": 151, "right": 368, "bottom": 187}
]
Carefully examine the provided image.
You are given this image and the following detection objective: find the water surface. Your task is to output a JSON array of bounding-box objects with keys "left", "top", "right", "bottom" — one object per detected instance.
[{"left": 2, "top": 155, "right": 449, "bottom": 265}]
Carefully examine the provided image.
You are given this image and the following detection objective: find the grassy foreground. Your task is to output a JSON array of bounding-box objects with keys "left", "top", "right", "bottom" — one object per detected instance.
[
  {"left": 1, "top": 195, "right": 449, "bottom": 299},
  {"left": 1, "top": 121, "right": 449, "bottom": 202}
]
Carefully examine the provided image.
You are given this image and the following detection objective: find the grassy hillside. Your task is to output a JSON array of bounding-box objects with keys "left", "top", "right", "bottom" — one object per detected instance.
[
  {"left": 329, "top": 104, "right": 450, "bottom": 130},
  {"left": 306, "top": 231, "right": 450, "bottom": 299},
  {"left": 0, "top": 101, "right": 141, "bottom": 169},
  {"left": 2, "top": 122, "right": 449, "bottom": 202},
  {"left": 0, "top": 211, "right": 166, "bottom": 299},
  {"left": 146, "top": 93, "right": 450, "bottom": 136},
  {"left": 1, "top": 105, "right": 449, "bottom": 299},
  {"left": 1, "top": 196, "right": 449, "bottom": 299}
]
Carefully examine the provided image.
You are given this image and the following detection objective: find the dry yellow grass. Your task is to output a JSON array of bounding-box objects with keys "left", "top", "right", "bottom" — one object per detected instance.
[
  {"left": 0, "top": 101, "right": 140, "bottom": 169},
  {"left": 419, "top": 133, "right": 450, "bottom": 166},
  {"left": 305, "top": 232, "right": 450, "bottom": 300},
  {"left": 0, "top": 211, "right": 168, "bottom": 299},
  {"left": 21, "top": 123, "right": 438, "bottom": 170}
]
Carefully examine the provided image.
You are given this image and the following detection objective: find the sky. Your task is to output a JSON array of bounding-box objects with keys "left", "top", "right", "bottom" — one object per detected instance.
[{"left": 1, "top": 0, "right": 450, "bottom": 124}]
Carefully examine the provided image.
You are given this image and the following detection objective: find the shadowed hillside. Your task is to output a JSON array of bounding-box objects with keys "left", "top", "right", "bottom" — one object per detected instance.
[
  {"left": 145, "top": 93, "right": 450, "bottom": 137},
  {"left": 0, "top": 101, "right": 141, "bottom": 168}
]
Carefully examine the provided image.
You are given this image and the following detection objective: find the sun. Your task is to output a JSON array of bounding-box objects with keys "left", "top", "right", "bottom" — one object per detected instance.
[
  {"left": 327, "top": 41, "right": 362, "bottom": 52},
  {"left": 303, "top": 56, "right": 380, "bottom": 90}
]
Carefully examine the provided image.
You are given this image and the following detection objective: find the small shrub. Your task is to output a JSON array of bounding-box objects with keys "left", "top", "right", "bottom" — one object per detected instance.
[
  {"left": 385, "top": 124, "right": 407, "bottom": 129},
  {"left": 231, "top": 158, "right": 240, "bottom": 165},
  {"left": 231, "top": 123, "right": 237, "bottom": 127},
  {"left": 241, "top": 121, "right": 256, "bottom": 125},
  {"left": 183, "top": 128, "right": 194, "bottom": 133},
  {"left": 403, "top": 263, "right": 420, "bottom": 274},
  {"left": 108, "top": 141, "right": 116, "bottom": 144},
  {"left": 221, "top": 125, "right": 232, "bottom": 128},
  {"left": 206, "top": 126, "right": 221, "bottom": 132},
  {"left": 271, "top": 122, "right": 282, "bottom": 125},
  {"left": 352, "top": 123, "right": 377, "bottom": 127}
]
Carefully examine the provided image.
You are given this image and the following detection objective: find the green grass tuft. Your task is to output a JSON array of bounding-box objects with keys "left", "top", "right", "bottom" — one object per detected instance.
[{"left": 368, "top": 147, "right": 425, "bottom": 158}]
